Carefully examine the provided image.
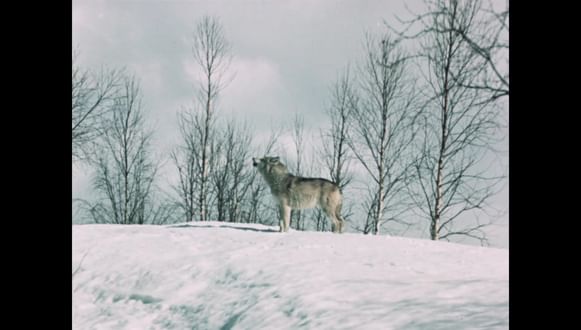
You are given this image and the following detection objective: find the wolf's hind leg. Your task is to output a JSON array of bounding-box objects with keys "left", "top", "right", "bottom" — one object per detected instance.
[
  {"left": 335, "top": 203, "right": 345, "bottom": 233},
  {"left": 322, "top": 205, "right": 340, "bottom": 233}
]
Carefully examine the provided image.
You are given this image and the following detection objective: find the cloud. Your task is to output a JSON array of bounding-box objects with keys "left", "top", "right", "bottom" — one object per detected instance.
[
  {"left": 181, "top": 54, "right": 292, "bottom": 128},
  {"left": 229, "top": 57, "right": 282, "bottom": 96},
  {"left": 222, "top": 57, "right": 286, "bottom": 115}
]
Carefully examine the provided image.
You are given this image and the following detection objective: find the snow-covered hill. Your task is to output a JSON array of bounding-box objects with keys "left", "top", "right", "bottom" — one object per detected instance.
[{"left": 72, "top": 222, "right": 508, "bottom": 329}]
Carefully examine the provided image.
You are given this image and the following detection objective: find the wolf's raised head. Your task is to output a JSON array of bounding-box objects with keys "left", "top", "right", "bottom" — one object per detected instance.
[
  {"left": 253, "top": 156, "right": 279, "bottom": 169},
  {"left": 252, "top": 156, "right": 289, "bottom": 177}
]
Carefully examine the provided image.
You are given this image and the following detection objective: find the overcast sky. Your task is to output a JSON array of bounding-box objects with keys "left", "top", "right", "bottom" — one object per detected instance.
[{"left": 73, "top": 0, "right": 508, "bottom": 248}]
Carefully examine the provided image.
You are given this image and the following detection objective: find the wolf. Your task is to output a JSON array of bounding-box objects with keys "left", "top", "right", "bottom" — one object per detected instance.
[{"left": 252, "top": 156, "right": 345, "bottom": 233}]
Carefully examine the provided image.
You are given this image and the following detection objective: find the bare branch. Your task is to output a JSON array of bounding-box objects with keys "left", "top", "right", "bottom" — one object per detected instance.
[
  {"left": 173, "top": 16, "right": 232, "bottom": 222},
  {"left": 399, "top": 0, "right": 506, "bottom": 243},
  {"left": 82, "top": 74, "right": 166, "bottom": 225},
  {"left": 72, "top": 53, "right": 124, "bottom": 162},
  {"left": 349, "top": 33, "right": 420, "bottom": 235}
]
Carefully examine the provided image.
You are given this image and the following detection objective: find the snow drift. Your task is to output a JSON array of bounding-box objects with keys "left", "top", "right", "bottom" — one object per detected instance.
[{"left": 72, "top": 222, "right": 508, "bottom": 329}]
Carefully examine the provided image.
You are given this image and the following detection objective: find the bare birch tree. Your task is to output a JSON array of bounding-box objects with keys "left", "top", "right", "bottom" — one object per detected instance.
[
  {"left": 225, "top": 123, "right": 255, "bottom": 223},
  {"left": 193, "top": 15, "right": 231, "bottom": 221},
  {"left": 170, "top": 110, "right": 201, "bottom": 222},
  {"left": 396, "top": 0, "right": 505, "bottom": 244},
  {"left": 318, "top": 66, "right": 357, "bottom": 231},
  {"left": 211, "top": 120, "right": 254, "bottom": 222},
  {"left": 172, "top": 16, "right": 232, "bottom": 221},
  {"left": 391, "top": 0, "right": 508, "bottom": 102},
  {"left": 349, "top": 34, "right": 420, "bottom": 235},
  {"left": 83, "top": 75, "right": 163, "bottom": 224},
  {"left": 323, "top": 67, "right": 356, "bottom": 191}
]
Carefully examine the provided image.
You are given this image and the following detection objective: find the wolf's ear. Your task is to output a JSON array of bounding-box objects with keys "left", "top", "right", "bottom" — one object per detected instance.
[{"left": 270, "top": 157, "right": 280, "bottom": 163}]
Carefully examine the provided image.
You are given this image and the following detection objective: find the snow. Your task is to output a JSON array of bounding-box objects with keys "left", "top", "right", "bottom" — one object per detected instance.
[{"left": 73, "top": 222, "right": 508, "bottom": 329}]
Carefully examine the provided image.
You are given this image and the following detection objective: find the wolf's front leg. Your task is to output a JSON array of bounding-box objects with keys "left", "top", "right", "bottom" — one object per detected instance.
[
  {"left": 279, "top": 204, "right": 291, "bottom": 232},
  {"left": 283, "top": 205, "right": 291, "bottom": 232}
]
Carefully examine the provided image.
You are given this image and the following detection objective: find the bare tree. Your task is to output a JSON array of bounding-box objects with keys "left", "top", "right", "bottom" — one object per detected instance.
[
  {"left": 225, "top": 123, "right": 255, "bottom": 223},
  {"left": 397, "top": 0, "right": 505, "bottom": 245},
  {"left": 170, "top": 110, "right": 199, "bottom": 222},
  {"left": 211, "top": 120, "right": 254, "bottom": 222},
  {"left": 173, "top": 16, "right": 232, "bottom": 222},
  {"left": 318, "top": 66, "right": 357, "bottom": 231},
  {"left": 82, "top": 75, "right": 163, "bottom": 225},
  {"left": 193, "top": 15, "right": 231, "bottom": 221},
  {"left": 445, "top": 0, "right": 508, "bottom": 101},
  {"left": 211, "top": 128, "right": 229, "bottom": 222},
  {"left": 390, "top": 0, "right": 508, "bottom": 101},
  {"left": 349, "top": 34, "right": 420, "bottom": 236},
  {"left": 323, "top": 67, "right": 356, "bottom": 190},
  {"left": 358, "top": 192, "right": 380, "bottom": 235},
  {"left": 72, "top": 52, "right": 123, "bottom": 161}
]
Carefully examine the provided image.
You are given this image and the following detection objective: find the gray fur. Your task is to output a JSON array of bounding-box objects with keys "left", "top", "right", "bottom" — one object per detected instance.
[{"left": 252, "top": 156, "right": 345, "bottom": 233}]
